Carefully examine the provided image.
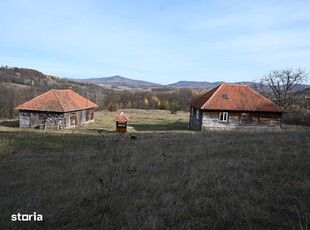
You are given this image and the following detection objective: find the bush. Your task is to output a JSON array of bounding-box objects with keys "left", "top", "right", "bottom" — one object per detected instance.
[{"left": 107, "top": 102, "right": 117, "bottom": 112}]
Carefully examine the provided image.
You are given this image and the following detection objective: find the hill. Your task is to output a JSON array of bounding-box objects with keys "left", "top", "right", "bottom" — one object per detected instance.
[
  {"left": 168, "top": 81, "right": 225, "bottom": 88},
  {"left": 2, "top": 66, "right": 309, "bottom": 91},
  {"left": 72, "top": 77, "right": 262, "bottom": 89},
  {"left": 0, "top": 67, "right": 104, "bottom": 92},
  {"left": 0, "top": 67, "right": 109, "bottom": 117},
  {"left": 72, "top": 75, "right": 161, "bottom": 89}
]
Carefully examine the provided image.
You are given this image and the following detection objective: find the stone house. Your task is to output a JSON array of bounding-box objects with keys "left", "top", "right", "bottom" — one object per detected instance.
[
  {"left": 15, "top": 89, "right": 97, "bottom": 129},
  {"left": 188, "top": 83, "right": 284, "bottom": 130}
]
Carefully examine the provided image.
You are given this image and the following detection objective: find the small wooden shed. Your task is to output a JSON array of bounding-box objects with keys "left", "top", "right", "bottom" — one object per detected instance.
[{"left": 115, "top": 112, "right": 129, "bottom": 133}]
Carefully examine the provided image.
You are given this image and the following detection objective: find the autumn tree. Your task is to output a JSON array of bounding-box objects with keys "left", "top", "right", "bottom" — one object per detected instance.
[
  {"left": 168, "top": 101, "right": 181, "bottom": 114},
  {"left": 158, "top": 100, "right": 169, "bottom": 110},
  {"left": 150, "top": 96, "right": 160, "bottom": 109},
  {"left": 107, "top": 102, "right": 117, "bottom": 112},
  {"left": 143, "top": 97, "right": 149, "bottom": 109},
  {"left": 257, "top": 68, "right": 308, "bottom": 109}
]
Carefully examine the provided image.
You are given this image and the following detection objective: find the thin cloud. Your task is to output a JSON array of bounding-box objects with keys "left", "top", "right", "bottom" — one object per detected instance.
[{"left": 1, "top": 0, "right": 310, "bottom": 83}]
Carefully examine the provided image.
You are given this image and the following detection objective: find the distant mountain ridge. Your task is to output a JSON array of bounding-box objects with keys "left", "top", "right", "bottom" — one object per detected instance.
[
  {"left": 2, "top": 66, "right": 309, "bottom": 90},
  {"left": 71, "top": 76, "right": 257, "bottom": 89},
  {"left": 168, "top": 81, "right": 225, "bottom": 88},
  {"left": 73, "top": 76, "right": 259, "bottom": 89},
  {"left": 72, "top": 75, "right": 161, "bottom": 89}
]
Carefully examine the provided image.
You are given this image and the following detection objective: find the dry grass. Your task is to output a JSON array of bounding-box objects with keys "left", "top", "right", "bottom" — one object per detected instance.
[
  {"left": 84, "top": 109, "right": 190, "bottom": 132},
  {"left": 0, "top": 109, "right": 309, "bottom": 229}
]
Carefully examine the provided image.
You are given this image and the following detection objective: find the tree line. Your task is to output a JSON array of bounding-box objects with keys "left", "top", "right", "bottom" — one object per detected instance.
[{"left": 104, "top": 88, "right": 205, "bottom": 114}]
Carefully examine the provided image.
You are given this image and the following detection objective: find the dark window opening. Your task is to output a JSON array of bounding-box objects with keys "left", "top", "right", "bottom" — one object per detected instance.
[{"left": 222, "top": 94, "right": 228, "bottom": 99}]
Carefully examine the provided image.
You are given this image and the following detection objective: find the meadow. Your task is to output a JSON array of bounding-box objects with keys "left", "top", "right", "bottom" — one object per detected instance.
[{"left": 0, "top": 109, "right": 309, "bottom": 229}]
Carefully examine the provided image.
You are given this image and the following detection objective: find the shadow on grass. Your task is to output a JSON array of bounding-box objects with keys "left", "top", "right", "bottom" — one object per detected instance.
[
  {"left": 130, "top": 121, "right": 188, "bottom": 131},
  {"left": 0, "top": 120, "right": 19, "bottom": 128},
  {"left": 87, "top": 128, "right": 116, "bottom": 134}
]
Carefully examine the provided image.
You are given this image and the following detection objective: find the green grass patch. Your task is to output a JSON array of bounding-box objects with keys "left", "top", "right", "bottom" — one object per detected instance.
[{"left": 0, "top": 131, "right": 101, "bottom": 156}]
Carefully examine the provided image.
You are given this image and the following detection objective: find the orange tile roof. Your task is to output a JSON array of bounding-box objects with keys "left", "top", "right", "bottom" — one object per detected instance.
[
  {"left": 114, "top": 112, "right": 129, "bottom": 122},
  {"left": 15, "top": 89, "right": 98, "bottom": 112},
  {"left": 189, "top": 83, "right": 284, "bottom": 112}
]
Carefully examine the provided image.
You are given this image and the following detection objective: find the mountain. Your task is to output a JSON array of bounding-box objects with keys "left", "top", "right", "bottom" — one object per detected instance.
[
  {"left": 73, "top": 75, "right": 161, "bottom": 89},
  {"left": 73, "top": 77, "right": 256, "bottom": 89},
  {"left": 168, "top": 81, "right": 224, "bottom": 88},
  {"left": 167, "top": 80, "right": 259, "bottom": 88}
]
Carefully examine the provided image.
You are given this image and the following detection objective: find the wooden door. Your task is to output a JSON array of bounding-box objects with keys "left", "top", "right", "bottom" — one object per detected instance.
[{"left": 30, "top": 113, "right": 39, "bottom": 128}]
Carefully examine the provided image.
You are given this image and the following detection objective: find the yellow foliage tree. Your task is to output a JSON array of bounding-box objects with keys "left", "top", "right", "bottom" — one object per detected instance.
[
  {"left": 143, "top": 97, "right": 149, "bottom": 108},
  {"left": 151, "top": 96, "right": 159, "bottom": 108},
  {"left": 127, "top": 101, "right": 132, "bottom": 108}
]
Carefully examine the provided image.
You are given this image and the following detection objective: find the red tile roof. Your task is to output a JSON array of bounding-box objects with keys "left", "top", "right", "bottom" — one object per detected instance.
[
  {"left": 114, "top": 112, "right": 129, "bottom": 122},
  {"left": 15, "top": 89, "right": 98, "bottom": 112},
  {"left": 189, "top": 83, "right": 284, "bottom": 112}
]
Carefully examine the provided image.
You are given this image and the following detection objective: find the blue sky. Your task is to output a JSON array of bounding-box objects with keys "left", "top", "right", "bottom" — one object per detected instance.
[{"left": 1, "top": 0, "right": 310, "bottom": 84}]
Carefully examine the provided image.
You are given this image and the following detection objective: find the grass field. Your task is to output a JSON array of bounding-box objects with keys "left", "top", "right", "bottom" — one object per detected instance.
[
  {"left": 0, "top": 109, "right": 309, "bottom": 229},
  {"left": 86, "top": 109, "right": 190, "bottom": 132}
]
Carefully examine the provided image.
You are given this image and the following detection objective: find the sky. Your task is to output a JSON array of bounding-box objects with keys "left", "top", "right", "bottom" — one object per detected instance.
[{"left": 1, "top": 0, "right": 310, "bottom": 84}]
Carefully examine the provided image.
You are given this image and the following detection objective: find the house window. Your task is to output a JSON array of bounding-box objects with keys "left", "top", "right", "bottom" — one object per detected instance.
[
  {"left": 219, "top": 112, "right": 228, "bottom": 122},
  {"left": 191, "top": 107, "right": 194, "bottom": 116}
]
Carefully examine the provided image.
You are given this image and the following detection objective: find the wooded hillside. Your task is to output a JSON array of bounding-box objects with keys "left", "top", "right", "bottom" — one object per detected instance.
[
  {"left": 0, "top": 67, "right": 108, "bottom": 118},
  {"left": 0, "top": 67, "right": 205, "bottom": 118}
]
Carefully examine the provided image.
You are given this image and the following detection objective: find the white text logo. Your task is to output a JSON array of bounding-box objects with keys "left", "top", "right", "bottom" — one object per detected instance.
[{"left": 11, "top": 212, "right": 43, "bottom": 222}]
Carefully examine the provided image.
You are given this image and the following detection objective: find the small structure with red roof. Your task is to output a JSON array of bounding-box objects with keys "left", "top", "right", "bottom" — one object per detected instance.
[
  {"left": 188, "top": 83, "right": 284, "bottom": 130},
  {"left": 15, "top": 89, "right": 98, "bottom": 129},
  {"left": 114, "top": 112, "right": 129, "bottom": 133}
]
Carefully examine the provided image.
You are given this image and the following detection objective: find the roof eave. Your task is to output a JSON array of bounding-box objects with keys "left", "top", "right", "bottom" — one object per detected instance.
[
  {"left": 199, "top": 108, "right": 284, "bottom": 113},
  {"left": 15, "top": 105, "right": 97, "bottom": 113}
]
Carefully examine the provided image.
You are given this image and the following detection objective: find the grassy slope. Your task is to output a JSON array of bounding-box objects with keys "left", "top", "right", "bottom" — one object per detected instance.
[{"left": 0, "top": 109, "right": 309, "bottom": 229}]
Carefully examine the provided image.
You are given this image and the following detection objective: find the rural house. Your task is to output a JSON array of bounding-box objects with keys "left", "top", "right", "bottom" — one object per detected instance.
[
  {"left": 188, "top": 83, "right": 284, "bottom": 130},
  {"left": 15, "top": 89, "right": 97, "bottom": 129}
]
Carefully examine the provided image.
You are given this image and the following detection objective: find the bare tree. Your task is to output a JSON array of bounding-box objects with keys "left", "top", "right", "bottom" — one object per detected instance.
[
  {"left": 257, "top": 68, "right": 308, "bottom": 109},
  {"left": 8, "top": 85, "right": 20, "bottom": 119}
]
